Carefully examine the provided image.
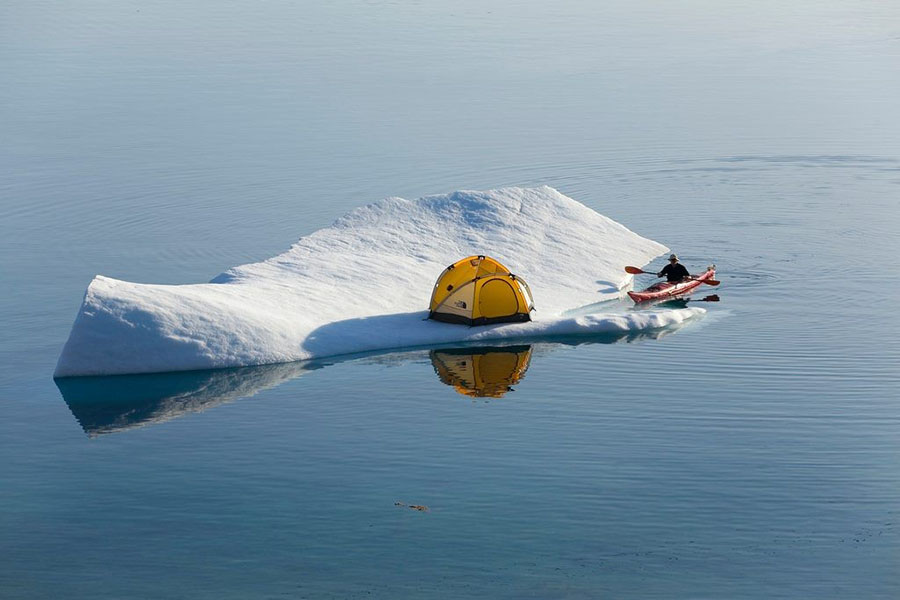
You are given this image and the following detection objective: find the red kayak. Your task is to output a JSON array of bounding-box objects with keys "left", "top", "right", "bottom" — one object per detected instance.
[{"left": 627, "top": 267, "right": 716, "bottom": 303}]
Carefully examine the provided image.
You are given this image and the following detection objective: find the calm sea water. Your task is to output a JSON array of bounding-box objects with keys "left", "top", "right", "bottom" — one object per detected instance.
[{"left": 2, "top": 2, "right": 899, "bottom": 598}]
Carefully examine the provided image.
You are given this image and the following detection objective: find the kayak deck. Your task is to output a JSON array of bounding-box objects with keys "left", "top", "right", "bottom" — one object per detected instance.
[{"left": 627, "top": 267, "right": 716, "bottom": 303}]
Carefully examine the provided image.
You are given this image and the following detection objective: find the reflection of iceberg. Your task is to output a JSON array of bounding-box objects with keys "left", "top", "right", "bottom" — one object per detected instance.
[
  {"left": 528, "top": 321, "right": 686, "bottom": 346},
  {"left": 54, "top": 186, "right": 705, "bottom": 377},
  {"left": 57, "top": 323, "right": 692, "bottom": 437},
  {"left": 430, "top": 346, "right": 532, "bottom": 398},
  {"left": 56, "top": 361, "right": 316, "bottom": 437}
]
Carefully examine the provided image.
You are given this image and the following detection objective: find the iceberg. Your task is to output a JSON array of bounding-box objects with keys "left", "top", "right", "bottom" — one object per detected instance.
[{"left": 55, "top": 186, "right": 703, "bottom": 377}]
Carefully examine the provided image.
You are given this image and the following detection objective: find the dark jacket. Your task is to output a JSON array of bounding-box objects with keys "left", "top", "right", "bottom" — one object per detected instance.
[{"left": 659, "top": 263, "right": 690, "bottom": 282}]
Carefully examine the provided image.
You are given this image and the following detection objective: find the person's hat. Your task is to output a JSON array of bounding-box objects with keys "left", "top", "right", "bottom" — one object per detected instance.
[{"left": 668, "top": 254, "right": 678, "bottom": 261}]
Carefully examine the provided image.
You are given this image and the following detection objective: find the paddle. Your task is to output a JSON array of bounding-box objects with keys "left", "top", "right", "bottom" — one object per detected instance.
[
  {"left": 624, "top": 266, "right": 651, "bottom": 275},
  {"left": 624, "top": 266, "right": 720, "bottom": 286},
  {"left": 653, "top": 294, "right": 720, "bottom": 307}
]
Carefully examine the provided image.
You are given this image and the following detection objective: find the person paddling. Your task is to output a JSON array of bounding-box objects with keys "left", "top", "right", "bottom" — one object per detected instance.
[{"left": 657, "top": 254, "right": 690, "bottom": 282}]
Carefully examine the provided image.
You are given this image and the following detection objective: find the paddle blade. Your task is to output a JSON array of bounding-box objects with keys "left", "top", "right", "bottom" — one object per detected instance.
[
  {"left": 625, "top": 266, "right": 646, "bottom": 275},
  {"left": 700, "top": 294, "right": 720, "bottom": 302},
  {"left": 703, "top": 279, "right": 720, "bottom": 286}
]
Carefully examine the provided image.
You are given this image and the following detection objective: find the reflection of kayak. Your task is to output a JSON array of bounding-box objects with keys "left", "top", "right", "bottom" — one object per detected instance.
[{"left": 627, "top": 267, "right": 716, "bottom": 303}]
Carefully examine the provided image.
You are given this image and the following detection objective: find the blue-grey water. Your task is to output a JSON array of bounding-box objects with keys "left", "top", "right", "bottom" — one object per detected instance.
[{"left": 2, "top": 2, "right": 899, "bottom": 598}]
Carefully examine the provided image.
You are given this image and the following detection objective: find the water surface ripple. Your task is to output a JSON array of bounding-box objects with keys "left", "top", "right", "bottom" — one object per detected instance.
[{"left": 2, "top": 2, "right": 899, "bottom": 598}]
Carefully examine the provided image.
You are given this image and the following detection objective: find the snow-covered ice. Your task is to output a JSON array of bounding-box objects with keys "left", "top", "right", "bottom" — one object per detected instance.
[{"left": 55, "top": 186, "right": 704, "bottom": 376}]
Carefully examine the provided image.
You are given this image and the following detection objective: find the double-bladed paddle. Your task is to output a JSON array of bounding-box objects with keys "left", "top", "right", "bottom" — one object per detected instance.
[
  {"left": 658, "top": 294, "right": 720, "bottom": 305},
  {"left": 624, "top": 265, "right": 720, "bottom": 286},
  {"left": 688, "top": 294, "right": 720, "bottom": 302}
]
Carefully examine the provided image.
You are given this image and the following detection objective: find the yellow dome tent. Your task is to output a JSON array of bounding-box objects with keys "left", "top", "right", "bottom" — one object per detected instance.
[
  {"left": 428, "top": 255, "right": 535, "bottom": 325},
  {"left": 430, "top": 345, "right": 533, "bottom": 398}
]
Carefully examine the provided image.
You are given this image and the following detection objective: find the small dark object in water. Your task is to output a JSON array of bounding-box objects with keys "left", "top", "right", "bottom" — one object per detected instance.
[{"left": 395, "top": 501, "right": 429, "bottom": 512}]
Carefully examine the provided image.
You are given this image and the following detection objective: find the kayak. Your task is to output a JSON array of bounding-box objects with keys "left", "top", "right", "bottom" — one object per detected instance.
[{"left": 627, "top": 267, "right": 716, "bottom": 303}]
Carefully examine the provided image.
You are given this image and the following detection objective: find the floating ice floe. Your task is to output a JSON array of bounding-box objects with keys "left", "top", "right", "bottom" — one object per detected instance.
[{"left": 55, "top": 186, "right": 704, "bottom": 376}]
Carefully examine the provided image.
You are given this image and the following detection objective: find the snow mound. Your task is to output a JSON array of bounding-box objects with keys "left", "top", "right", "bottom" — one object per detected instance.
[{"left": 55, "top": 186, "right": 700, "bottom": 376}]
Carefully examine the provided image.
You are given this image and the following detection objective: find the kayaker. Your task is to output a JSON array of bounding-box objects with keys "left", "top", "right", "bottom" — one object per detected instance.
[{"left": 657, "top": 254, "right": 691, "bottom": 282}]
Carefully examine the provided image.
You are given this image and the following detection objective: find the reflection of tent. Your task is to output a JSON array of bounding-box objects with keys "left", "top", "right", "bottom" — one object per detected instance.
[
  {"left": 430, "top": 345, "right": 533, "bottom": 398},
  {"left": 428, "top": 255, "right": 534, "bottom": 325}
]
